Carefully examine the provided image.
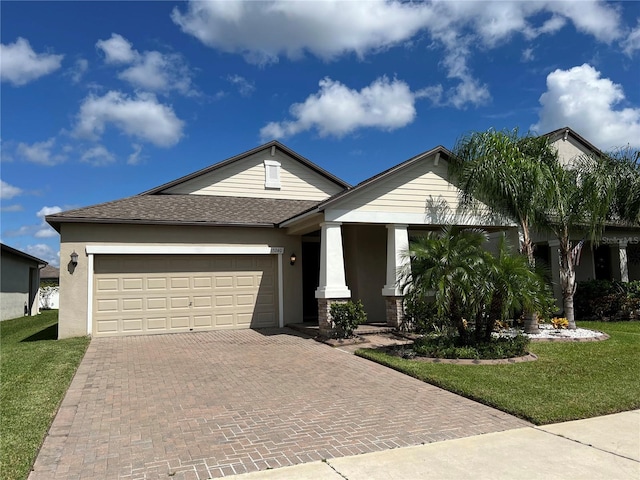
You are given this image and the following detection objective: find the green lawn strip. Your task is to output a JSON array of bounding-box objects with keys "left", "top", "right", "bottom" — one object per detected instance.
[
  {"left": 1, "top": 311, "right": 89, "bottom": 480},
  {"left": 356, "top": 321, "right": 640, "bottom": 425}
]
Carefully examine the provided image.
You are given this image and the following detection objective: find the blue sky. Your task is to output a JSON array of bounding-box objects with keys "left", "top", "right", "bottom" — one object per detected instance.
[{"left": 1, "top": 0, "right": 639, "bottom": 266}]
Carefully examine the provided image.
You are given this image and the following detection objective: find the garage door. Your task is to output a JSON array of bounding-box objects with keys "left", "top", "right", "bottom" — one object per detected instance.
[{"left": 93, "top": 254, "right": 277, "bottom": 337}]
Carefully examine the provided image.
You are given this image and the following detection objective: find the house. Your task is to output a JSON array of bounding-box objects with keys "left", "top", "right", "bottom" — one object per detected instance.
[
  {"left": 532, "top": 128, "right": 640, "bottom": 302},
  {"left": 0, "top": 243, "right": 47, "bottom": 321},
  {"left": 46, "top": 128, "right": 638, "bottom": 339}
]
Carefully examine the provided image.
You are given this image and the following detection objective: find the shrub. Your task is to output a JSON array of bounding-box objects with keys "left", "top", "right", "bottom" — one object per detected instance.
[
  {"left": 575, "top": 280, "right": 640, "bottom": 320},
  {"left": 411, "top": 333, "right": 530, "bottom": 360},
  {"left": 402, "top": 293, "right": 448, "bottom": 333},
  {"left": 329, "top": 300, "right": 367, "bottom": 338},
  {"left": 551, "top": 317, "right": 569, "bottom": 329}
]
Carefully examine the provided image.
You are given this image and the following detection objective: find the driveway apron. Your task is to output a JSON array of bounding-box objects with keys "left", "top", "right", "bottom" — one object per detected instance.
[{"left": 30, "top": 329, "right": 529, "bottom": 479}]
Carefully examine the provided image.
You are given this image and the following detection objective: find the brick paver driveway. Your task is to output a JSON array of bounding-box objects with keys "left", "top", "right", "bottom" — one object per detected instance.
[{"left": 30, "top": 329, "right": 529, "bottom": 479}]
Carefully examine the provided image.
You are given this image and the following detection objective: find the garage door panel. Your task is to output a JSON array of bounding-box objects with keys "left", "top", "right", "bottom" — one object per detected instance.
[
  {"left": 122, "top": 278, "right": 143, "bottom": 290},
  {"left": 170, "top": 316, "right": 190, "bottom": 329},
  {"left": 147, "top": 317, "right": 167, "bottom": 330},
  {"left": 122, "top": 319, "right": 143, "bottom": 332},
  {"left": 147, "top": 278, "right": 167, "bottom": 289},
  {"left": 96, "top": 278, "right": 119, "bottom": 291},
  {"left": 147, "top": 297, "right": 167, "bottom": 309},
  {"left": 93, "top": 254, "right": 278, "bottom": 337},
  {"left": 170, "top": 277, "right": 190, "bottom": 289},
  {"left": 96, "top": 298, "right": 119, "bottom": 313},
  {"left": 122, "top": 298, "right": 143, "bottom": 311},
  {"left": 193, "top": 315, "right": 213, "bottom": 327},
  {"left": 193, "top": 296, "right": 212, "bottom": 308}
]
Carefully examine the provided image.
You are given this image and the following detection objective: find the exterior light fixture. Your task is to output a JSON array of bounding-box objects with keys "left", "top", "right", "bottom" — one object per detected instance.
[
  {"left": 70, "top": 251, "right": 79, "bottom": 265},
  {"left": 290, "top": 253, "right": 297, "bottom": 265}
]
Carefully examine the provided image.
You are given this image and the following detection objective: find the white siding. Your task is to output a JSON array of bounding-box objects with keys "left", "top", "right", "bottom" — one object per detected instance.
[
  {"left": 328, "top": 156, "right": 495, "bottom": 225},
  {"left": 164, "top": 148, "right": 343, "bottom": 200}
]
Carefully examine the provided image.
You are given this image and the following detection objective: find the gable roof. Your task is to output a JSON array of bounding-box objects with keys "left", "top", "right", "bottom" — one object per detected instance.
[
  {"left": 40, "top": 265, "right": 60, "bottom": 279},
  {"left": 280, "top": 146, "right": 453, "bottom": 226},
  {"left": 46, "top": 194, "right": 320, "bottom": 232},
  {"left": 1, "top": 243, "right": 47, "bottom": 266},
  {"left": 543, "top": 126, "right": 604, "bottom": 156},
  {"left": 141, "top": 140, "right": 350, "bottom": 195}
]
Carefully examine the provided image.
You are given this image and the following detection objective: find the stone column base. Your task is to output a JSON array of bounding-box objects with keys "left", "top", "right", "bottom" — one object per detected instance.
[
  {"left": 385, "top": 296, "right": 404, "bottom": 328},
  {"left": 317, "top": 298, "right": 348, "bottom": 337}
]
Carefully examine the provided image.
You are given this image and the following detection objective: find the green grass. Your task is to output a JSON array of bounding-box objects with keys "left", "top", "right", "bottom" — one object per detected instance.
[
  {"left": 1, "top": 311, "right": 89, "bottom": 480},
  {"left": 357, "top": 321, "right": 640, "bottom": 425}
]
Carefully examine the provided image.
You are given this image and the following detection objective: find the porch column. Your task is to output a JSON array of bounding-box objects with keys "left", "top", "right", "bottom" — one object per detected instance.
[
  {"left": 548, "top": 240, "right": 563, "bottom": 309},
  {"left": 611, "top": 240, "right": 629, "bottom": 283},
  {"left": 315, "top": 222, "right": 351, "bottom": 335},
  {"left": 382, "top": 224, "right": 409, "bottom": 328}
]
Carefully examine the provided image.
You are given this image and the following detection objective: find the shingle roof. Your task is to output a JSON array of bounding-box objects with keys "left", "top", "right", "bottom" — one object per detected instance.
[
  {"left": 1, "top": 243, "right": 48, "bottom": 265},
  {"left": 46, "top": 195, "right": 321, "bottom": 231},
  {"left": 40, "top": 265, "right": 60, "bottom": 279}
]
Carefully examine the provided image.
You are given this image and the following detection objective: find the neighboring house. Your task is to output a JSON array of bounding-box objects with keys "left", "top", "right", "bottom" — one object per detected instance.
[
  {"left": 46, "top": 128, "right": 638, "bottom": 339},
  {"left": 0, "top": 243, "right": 47, "bottom": 321},
  {"left": 39, "top": 265, "right": 60, "bottom": 309},
  {"left": 533, "top": 128, "right": 640, "bottom": 303}
]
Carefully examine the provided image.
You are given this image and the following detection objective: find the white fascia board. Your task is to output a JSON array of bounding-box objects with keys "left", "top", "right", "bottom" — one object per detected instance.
[
  {"left": 325, "top": 209, "right": 515, "bottom": 227},
  {"left": 85, "top": 245, "right": 280, "bottom": 255}
]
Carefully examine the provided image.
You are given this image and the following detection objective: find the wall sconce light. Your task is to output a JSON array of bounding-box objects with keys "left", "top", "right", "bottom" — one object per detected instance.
[
  {"left": 290, "top": 252, "right": 297, "bottom": 266},
  {"left": 70, "top": 251, "right": 79, "bottom": 265}
]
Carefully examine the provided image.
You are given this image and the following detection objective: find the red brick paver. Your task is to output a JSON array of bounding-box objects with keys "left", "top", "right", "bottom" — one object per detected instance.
[{"left": 30, "top": 329, "right": 529, "bottom": 479}]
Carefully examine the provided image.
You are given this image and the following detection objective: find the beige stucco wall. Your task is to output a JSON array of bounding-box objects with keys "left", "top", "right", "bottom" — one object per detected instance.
[
  {"left": 164, "top": 147, "right": 343, "bottom": 200},
  {"left": 550, "top": 136, "right": 589, "bottom": 167},
  {"left": 1, "top": 253, "right": 40, "bottom": 321},
  {"left": 57, "top": 223, "right": 303, "bottom": 339},
  {"left": 342, "top": 224, "right": 387, "bottom": 323}
]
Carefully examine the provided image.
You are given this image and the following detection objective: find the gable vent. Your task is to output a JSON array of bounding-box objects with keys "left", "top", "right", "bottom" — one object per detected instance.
[{"left": 264, "top": 160, "right": 281, "bottom": 189}]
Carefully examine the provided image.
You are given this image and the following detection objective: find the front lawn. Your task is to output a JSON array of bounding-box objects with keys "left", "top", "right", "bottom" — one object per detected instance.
[
  {"left": 0, "top": 311, "right": 89, "bottom": 480},
  {"left": 357, "top": 321, "right": 640, "bottom": 425}
]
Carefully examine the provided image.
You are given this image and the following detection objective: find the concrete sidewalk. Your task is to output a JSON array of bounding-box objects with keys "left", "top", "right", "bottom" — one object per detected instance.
[{"left": 229, "top": 410, "right": 640, "bottom": 480}]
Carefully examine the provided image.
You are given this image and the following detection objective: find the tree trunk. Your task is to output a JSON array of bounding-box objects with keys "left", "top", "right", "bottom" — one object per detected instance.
[
  {"left": 564, "top": 293, "right": 576, "bottom": 329},
  {"left": 559, "top": 239, "right": 577, "bottom": 329},
  {"left": 521, "top": 227, "right": 540, "bottom": 334},
  {"left": 523, "top": 311, "right": 540, "bottom": 334}
]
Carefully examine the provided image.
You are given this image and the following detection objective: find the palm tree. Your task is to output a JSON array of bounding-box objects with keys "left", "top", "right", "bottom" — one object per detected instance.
[
  {"left": 484, "top": 235, "right": 555, "bottom": 341},
  {"left": 450, "top": 128, "right": 557, "bottom": 333},
  {"left": 400, "top": 226, "right": 490, "bottom": 341},
  {"left": 545, "top": 149, "right": 640, "bottom": 328}
]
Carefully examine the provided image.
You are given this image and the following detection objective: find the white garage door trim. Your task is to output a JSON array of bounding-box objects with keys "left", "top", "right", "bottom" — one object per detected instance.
[{"left": 85, "top": 245, "right": 285, "bottom": 335}]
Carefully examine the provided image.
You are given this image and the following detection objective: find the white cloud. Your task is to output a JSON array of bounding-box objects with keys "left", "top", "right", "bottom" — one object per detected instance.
[
  {"left": 0, "top": 37, "right": 64, "bottom": 86},
  {"left": 67, "top": 58, "right": 88, "bottom": 84},
  {"left": 96, "top": 33, "right": 137, "bottom": 64},
  {"left": 74, "top": 91, "right": 185, "bottom": 147},
  {"left": 35, "top": 206, "right": 62, "bottom": 238},
  {"left": 97, "top": 33, "right": 196, "bottom": 96},
  {"left": 1, "top": 180, "right": 23, "bottom": 199},
  {"left": 127, "top": 144, "right": 144, "bottom": 165},
  {"left": 521, "top": 48, "right": 535, "bottom": 62},
  {"left": 172, "top": 1, "right": 434, "bottom": 65},
  {"left": 532, "top": 64, "right": 640, "bottom": 149},
  {"left": 80, "top": 145, "right": 116, "bottom": 166},
  {"left": 24, "top": 244, "right": 60, "bottom": 267},
  {"left": 260, "top": 76, "right": 421, "bottom": 140},
  {"left": 622, "top": 20, "right": 640, "bottom": 56},
  {"left": 1, "top": 204, "right": 23, "bottom": 212},
  {"left": 16, "top": 137, "right": 67, "bottom": 166},
  {"left": 171, "top": 1, "right": 625, "bottom": 110},
  {"left": 226, "top": 75, "right": 255, "bottom": 97}
]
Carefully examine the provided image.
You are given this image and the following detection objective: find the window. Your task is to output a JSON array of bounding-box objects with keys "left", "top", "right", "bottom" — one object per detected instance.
[{"left": 264, "top": 160, "right": 281, "bottom": 189}]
